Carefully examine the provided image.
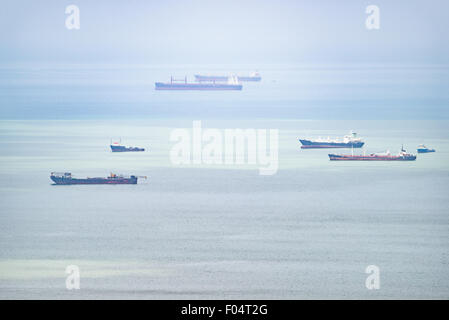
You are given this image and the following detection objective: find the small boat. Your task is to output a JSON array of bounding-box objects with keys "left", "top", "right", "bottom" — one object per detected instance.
[
  {"left": 329, "top": 146, "right": 416, "bottom": 161},
  {"left": 110, "top": 141, "right": 144, "bottom": 152},
  {"left": 417, "top": 144, "right": 435, "bottom": 153},
  {"left": 50, "top": 172, "right": 145, "bottom": 185}
]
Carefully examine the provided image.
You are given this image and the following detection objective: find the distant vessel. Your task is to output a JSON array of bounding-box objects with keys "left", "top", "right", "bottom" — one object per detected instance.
[
  {"left": 195, "top": 72, "right": 261, "bottom": 82},
  {"left": 50, "top": 172, "right": 143, "bottom": 185},
  {"left": 300, "top": 131, "right": 364, "bottom": 149},
  {"left": 110, "top": 141, "right": 144, "bottom": 152},
  {"left": 329, "top": 147, "right": 416, "bottom": 161},
  {"left": 155, "top": 76, "right": 242, "bottom": 90},
  {"left": 417, "top": 144, "right": 435, "bottom": 153}
]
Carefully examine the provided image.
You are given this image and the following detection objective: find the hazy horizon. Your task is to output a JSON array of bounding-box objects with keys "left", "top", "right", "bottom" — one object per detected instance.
[
  {"left": 1, "top": 1, "right": 449, "bottom": 300},
  {"left": 2, "top": 0, "right": 448, "bottom": 122},
  {"left": 1, "top": 0, "right": 448, "bottom": 65}
]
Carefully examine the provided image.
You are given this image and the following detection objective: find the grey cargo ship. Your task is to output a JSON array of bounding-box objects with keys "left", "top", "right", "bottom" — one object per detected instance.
[{"left": 50, "top": 172, "right": 140, "bottom": 185}]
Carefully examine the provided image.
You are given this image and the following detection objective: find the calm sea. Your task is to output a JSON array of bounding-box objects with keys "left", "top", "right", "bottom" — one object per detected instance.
[{"left": 0, "top": 64, "right": 448, "bottom": 299}]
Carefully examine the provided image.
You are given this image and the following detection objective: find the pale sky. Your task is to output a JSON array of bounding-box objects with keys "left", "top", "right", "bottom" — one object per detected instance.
[{"left": 1, "top": 0, "right": 448, "bottom": 65}]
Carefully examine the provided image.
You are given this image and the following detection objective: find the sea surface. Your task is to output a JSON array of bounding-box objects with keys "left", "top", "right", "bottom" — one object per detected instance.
[{"left": 0, "top": 64, "right": 448, "bottom": 299}]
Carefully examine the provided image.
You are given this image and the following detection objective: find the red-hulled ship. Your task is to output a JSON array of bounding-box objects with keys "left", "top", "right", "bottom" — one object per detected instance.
[{"left": 329, "top": 147, "right": 416, "bottom": 161}]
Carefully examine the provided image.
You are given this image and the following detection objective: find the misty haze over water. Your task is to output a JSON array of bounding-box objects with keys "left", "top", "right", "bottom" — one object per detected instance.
[{"left": 0, "top": 0, "right": 448, "bottom": 299}]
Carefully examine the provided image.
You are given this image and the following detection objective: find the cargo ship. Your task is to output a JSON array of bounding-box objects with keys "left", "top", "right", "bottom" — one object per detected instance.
[
  {"left": 155, "top": 76, "right": 242, "bottom": 90},
  {"left": 329, "top": 147, "right": 416, "bottom": 161},
  {"left": 50, "top": 172, "right": 143, "bottom": 185},
  {"left": 195, "top": 72, "right": 261, "bottom": 82},
  {"left": 417, "top": 144, "right": 435, "bottom": 153},
  {"left": 299, "top": 131, "right": 364, "bottom": 149},
  {"left": 110, "top": 141, "right": 144, "bottom": 152}
]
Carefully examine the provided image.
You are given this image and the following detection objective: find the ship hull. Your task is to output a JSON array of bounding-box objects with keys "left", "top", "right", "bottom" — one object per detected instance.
[
  {"left": 51, "top": 176, "right": 138, "bottom": 185},
  {"left": 194, "top": 75, "right": 261, "bottom": 82},
  {"left": 110, "top": 145, "right": 144, "bottom": 152},
  {"left": 237, "top": 76, "right": 261, "bottom": 82},
  {"left": 417, "top": 149, "right": 435, "bottom": 153},
  {"left": 155, "top": 82, "right": 242, "bottom": 90},
  {"left": 300, "top": 139, "right": 364, "bottom": 149},
  {"left": 328, "top": 154, "right": 416, "bottom": 161}
]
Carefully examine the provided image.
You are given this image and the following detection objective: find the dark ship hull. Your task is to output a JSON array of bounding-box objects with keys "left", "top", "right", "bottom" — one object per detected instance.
[
  {"left": 300, "top": 139, "right": 364, "bottom": 149},
  {"left": 51, "top": 173, "right": 138, "bottom": 185},
  {"left": 417, "top": 148, "right": 435, "bottom": 153},
  {"left": 110, "top": 145, "right": 144, "bottom": 152},
  {"left": 155, "top": 82, "right": 242, "bottom": 90},
  {"left": 328, "top": 154, "right": 416, "bottom": 161},
  {"left": 194, "top": 75, "right": 261, "bottom": 82}
]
